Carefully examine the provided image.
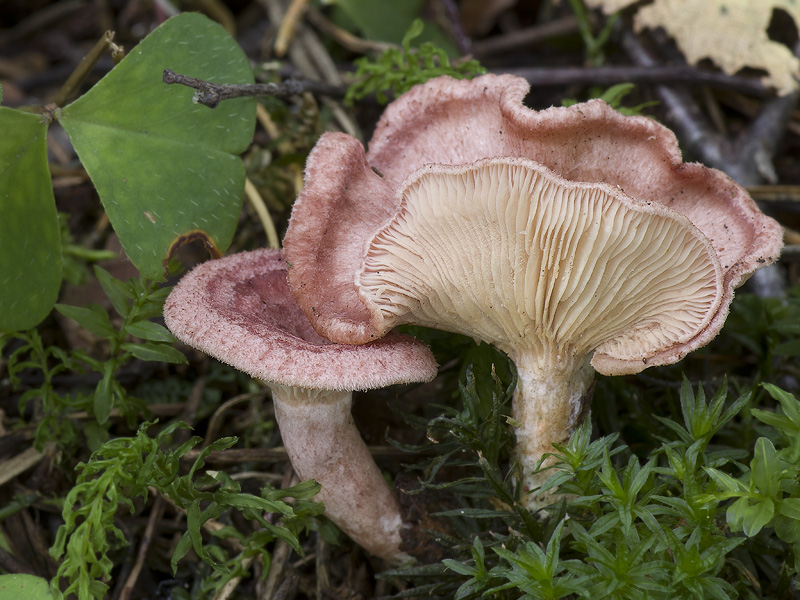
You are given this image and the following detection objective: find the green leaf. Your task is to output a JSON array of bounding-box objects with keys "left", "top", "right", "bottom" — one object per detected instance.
[
  {"left": 704, "top": 467, "right": 748, "bottom": 495},
  {"left": 442, "top": 558, "right": 479, "bottom": 576},
  {"left": 0, "top": 107, "right": 61, "bottom": 331},
  {"left": 0, "top": 574, "right": 55, "bottom": 600},
  {"left": 94, "top": 266, "right": 133, "bottom": 318},
  {"left": 332, "top": 0, "right": 425, "bottom": 43},
  {"left": 742, "top": 498, "right": 775, "bottom": 537},
  {"left": 121, "top": 341, "right": 187, "bottom": 364},
  {"left": 775, "top": 514, "right": 800, "bottom": 543},
  {"left": 125, "top": 320, "right": 176, "bottom": 342},
  {"left": 58, "top": 13, "right": 256, "bottom": 279},
  {"left": 751, "top": 437, "right": 780, "bottom": 497},
  {"left": 94, "top": 362, "right": 115, "bottom": 424},
  {"left": 779, "top": 497, "right": 800, "bottom": 520},
  {"left": 55, "top": 303, "right": 116, "bottom": 339},
  {"left": 759, "top": 384, "right": 800, "bottom": 433}
]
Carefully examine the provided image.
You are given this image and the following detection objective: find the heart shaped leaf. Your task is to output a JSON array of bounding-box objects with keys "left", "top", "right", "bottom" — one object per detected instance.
[
  {"left": 0, "top": 574, "right": 54, "bottom": 600},
  {"left": 0, "top": 107, "right": 61, "bottom": 331},
  {"left": 59, "top": 12, "right": 256, "bottom": 279}
]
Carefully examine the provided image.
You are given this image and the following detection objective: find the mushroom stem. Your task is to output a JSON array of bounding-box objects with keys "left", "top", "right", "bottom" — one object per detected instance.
[
  {"left": 509, "top": 350, "right": 594, "bottom": 510},
  {"left": 269, "top": 385, "right": 411, "bottom": 563}
]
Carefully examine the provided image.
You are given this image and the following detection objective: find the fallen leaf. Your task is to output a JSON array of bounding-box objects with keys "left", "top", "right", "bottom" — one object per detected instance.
[{"left": 584, "top": 0, "right": 800, "bottom": 95}]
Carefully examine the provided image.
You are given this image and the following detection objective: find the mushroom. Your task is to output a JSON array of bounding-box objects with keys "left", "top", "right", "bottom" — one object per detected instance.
[
  {"left": 283, "top": 74, "right": 782, "bottom": 508},
  {"left": 163, "top": 248, "right": 438, "bottom": 561}
]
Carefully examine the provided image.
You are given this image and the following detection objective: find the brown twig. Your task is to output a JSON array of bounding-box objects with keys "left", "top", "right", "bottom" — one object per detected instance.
[
  {"left": 472, "top": 16, "right": 580, "bottom": 57},
  {"left": 619, "top": 26, "right": 795, "bottom": 296},
  {"left": 748, "top": 185, "right": 800, "bottom": 203},
  {"left": 162, "top": 69, "right": 305, "bottom": 108},
  {"left": 619, "top": 29, "right": 733, "bottom": 170},
  {"left": 275, "top": 0, "right": 312, "bottom": 56},
  {"left": 508, "top": 65, "right": 770, "bottom": 97},
  {"left": 181, "top": 444, "right": 435, "bottom": 466},
  {"left": 305, "top": 7, "right": 396, "bottom": 54},
  {"left": 182, "top": 447, "right": 289, "bottom": 465},
  {"left": 734, "top": 89, "right": 799, "bottom": 185},
  {"left": 260, "top": 523, "right": 293, "bottom": 598},
  {"left": 53, "top": 30, "right": 124, "bottom": 107},
  {"left": 118, "top": 496, "right": 165, "bottom": 600},
  {"left": 619, "top": 27, "right": 797, "bottom": 184},
  {"left": 440, "top": 0, "right": 473, "bottom": 56},
  {"left": 261, "top": 0, "right": 360, "bottom": 136},
  {"left": 315, "top": 532, "right": 330, "bottom": 600}
]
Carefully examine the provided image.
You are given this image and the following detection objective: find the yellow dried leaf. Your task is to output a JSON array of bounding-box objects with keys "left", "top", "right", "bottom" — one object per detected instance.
[{"left": 584, "top": 0, "right": 800, "bottom": 95}]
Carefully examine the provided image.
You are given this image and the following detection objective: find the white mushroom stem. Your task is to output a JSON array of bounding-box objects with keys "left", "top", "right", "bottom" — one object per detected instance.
[
  {"left": 508, "top": 350, "right": 594, "bottom": 510},
  {"left": 269, "top": 384, "right": 411, "bottom": 563}
]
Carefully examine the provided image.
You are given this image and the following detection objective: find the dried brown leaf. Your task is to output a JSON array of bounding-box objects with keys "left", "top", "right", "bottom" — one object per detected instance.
[{"left": 585, "top": 0, "right": 800, "bottom": 95}]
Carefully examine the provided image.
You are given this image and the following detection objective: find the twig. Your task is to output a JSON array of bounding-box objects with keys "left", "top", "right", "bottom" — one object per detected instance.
[
  {"left": 508, "top": 64, "right": 770, "bottom": 97},
  {"left": 305, "top": 6, "right": 396, "bottom": 54},
  {"left": 118, "top": 496, "right": 165, "bottom": 600},
  {"left": 261, "top": 0, "right": 360, "bottom": 137},
  {"left": 619, "top": 26, "right": 797, "bottom": 184},
  {"left": 260, "top": 538, "right": 292, "bottom": 599},
  {"left": 0, "top": 444, "right": 49, "bottom": 487},
  {"left": 0, "top": 0, "right": 88, "bottom": 46},
  {"left": 440, "top": 0, "right": 472, "bottom": 56},
  {"left": 274, "top": 0, "right": 312, "bottom": 57},
  {"left": 0, "top": 546, "right": 36, "bottom": 576},
  {"left": 748, "top": 185, "right": 800, "bottom": 203},
  {"left": 734, "top": 89, "right": 799, "bottom": 185},
  {"left": 152, "top": 487, "right": 243, "bottom": 551},
  {"left": 162, "top": 69, "right": 305, "bottom": 108},
  {"left": 271, "top": 570, "right": 300, "bottom": 600},
  {"left": 315, "top": 532, "right": 330, "bottom": 600},
  {"left": 472, "top": 16, "right": 580, "bottom": 57},
  {"left": 203, "top": 390, "right": 270, "bottom": 449},
  {"left": 53, "top": 30, "right": 124, "bottom": 107},
  {"left": 778, "top": 246, "right": 800, "bottom": 262},
  {"left": 213, "top": 556, "right": 256, "bottom": 600},
  {"left": 619, "top": 28, "right": 731, "bottom": 171},
  {"left": 181, "top": 444, "right": 437, "bottom": 466}
]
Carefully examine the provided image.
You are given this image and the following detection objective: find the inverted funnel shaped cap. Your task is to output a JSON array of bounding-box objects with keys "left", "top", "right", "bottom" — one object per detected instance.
[
  {"left": 284, "top": 74, "right": 782, "bottom": 373},
  {"left": 163, "top": 249, "right": 437, "bottom": 391},
  {"left": 360, "top": 158, "right": 723, "bottom": 375}
]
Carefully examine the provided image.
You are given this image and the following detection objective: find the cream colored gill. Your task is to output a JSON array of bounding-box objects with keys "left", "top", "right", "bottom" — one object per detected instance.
[{"left": 357, "top": 158, "right": 723, "bottom": 366}]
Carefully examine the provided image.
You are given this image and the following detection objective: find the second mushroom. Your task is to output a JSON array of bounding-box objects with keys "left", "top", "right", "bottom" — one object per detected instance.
[
  {"left": 283, "top": 74, "right": 783, "bottom": 508},
  {"left": 164, "top": 249, "right": 437, "bottom": 561}
]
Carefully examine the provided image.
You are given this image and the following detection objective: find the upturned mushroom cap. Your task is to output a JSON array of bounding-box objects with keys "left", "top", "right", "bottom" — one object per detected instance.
[
  {"left": 163, "top": 248, "right": 437, "bottom": 390},
  {"left": 358, "top": 157, "right": 724, "bottom": 375},
  {"left": 283, "top": 73, "right": 783, "bottom": 371}
]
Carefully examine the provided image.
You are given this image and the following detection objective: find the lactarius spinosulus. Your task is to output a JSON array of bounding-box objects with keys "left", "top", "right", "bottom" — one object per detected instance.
[
  {"left": 163, "top": 249, "right": 438, "bottom": 561},
  {"left": 283, "top": 74, "right": 783, "bottom": 508}
]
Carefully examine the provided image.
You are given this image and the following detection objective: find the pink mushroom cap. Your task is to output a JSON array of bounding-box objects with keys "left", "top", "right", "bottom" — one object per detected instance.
[
  {"left": 163, "top": 248, "right": 438, "bottom": 391},
  {"left": 283, "top": 73, "right": 783, "bottom": 374}
]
